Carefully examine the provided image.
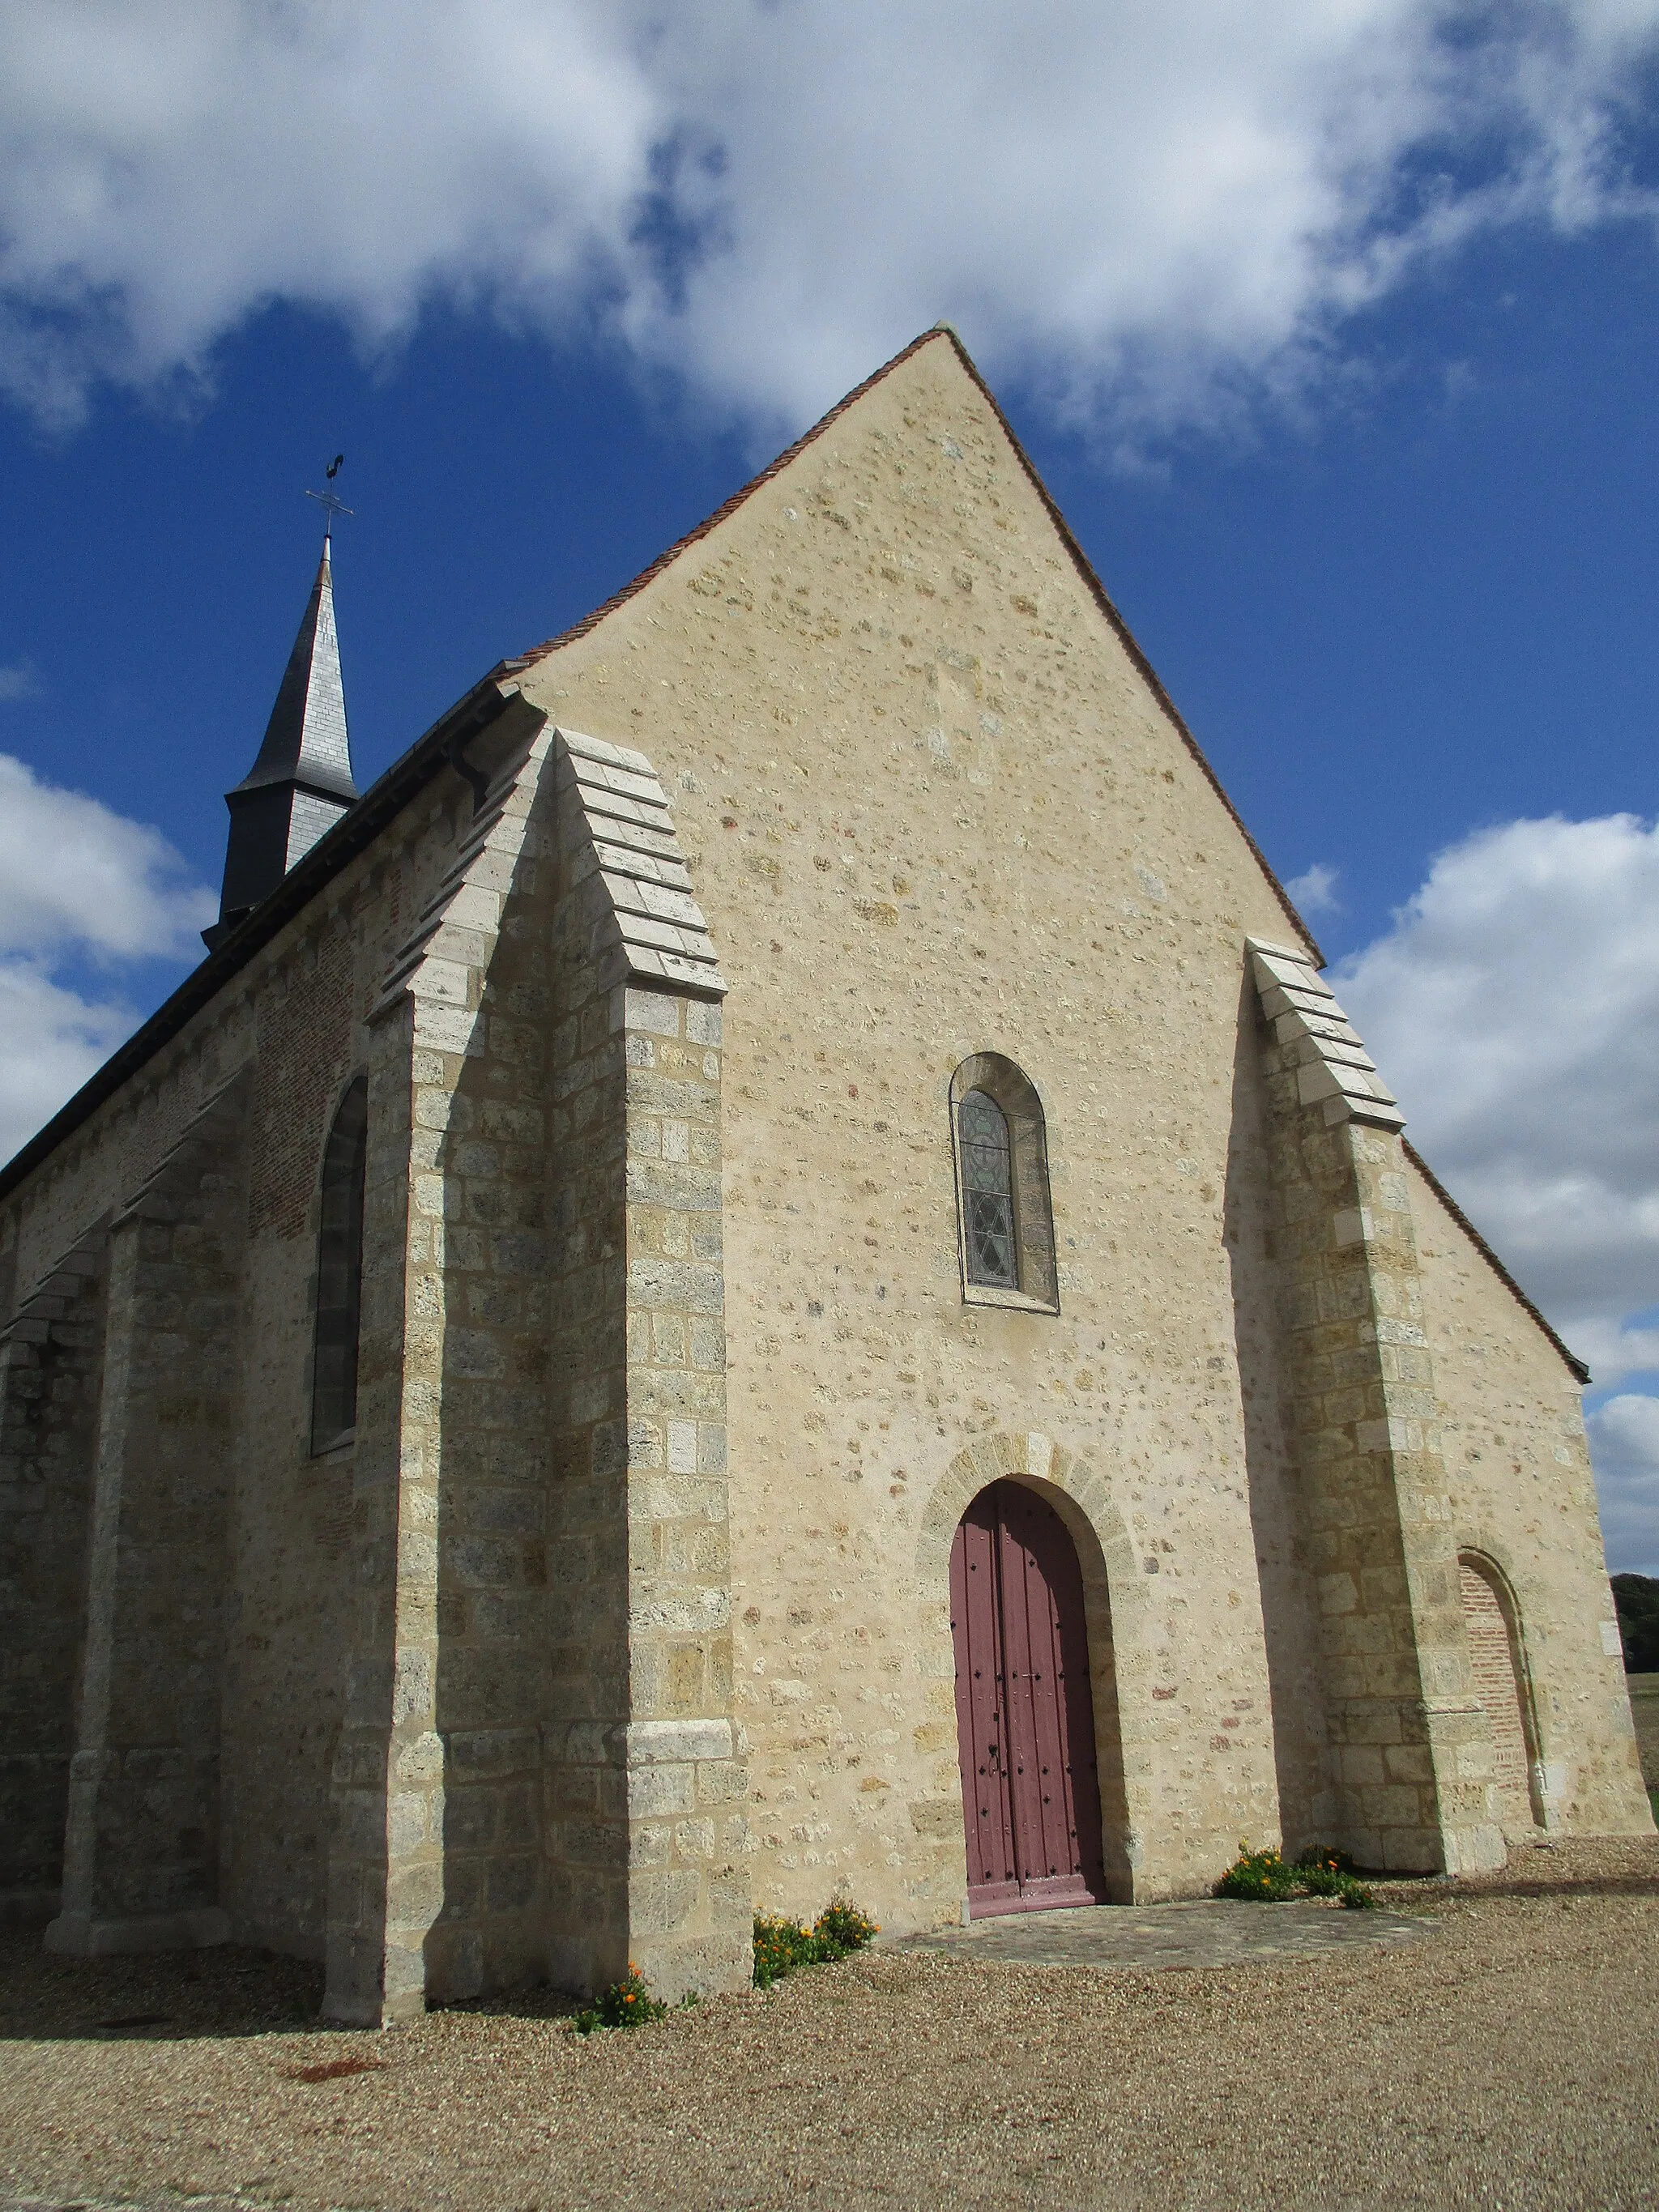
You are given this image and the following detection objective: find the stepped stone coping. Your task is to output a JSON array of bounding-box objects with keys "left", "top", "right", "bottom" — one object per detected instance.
[
  {"left": 557, "top": 728, "right": 727, "bottom": 998},
  {"left": 1247, "top": 938, "right": 1405, "bottom": 1131},
  {"left": 0, "top": 1222, "right": 108, "bottom": 1348}
]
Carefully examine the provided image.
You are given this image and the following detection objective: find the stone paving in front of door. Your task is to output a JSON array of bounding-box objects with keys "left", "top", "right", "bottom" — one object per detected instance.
[{"left": 900, "top": 1898, "right": 1435, "bottom": 1972}]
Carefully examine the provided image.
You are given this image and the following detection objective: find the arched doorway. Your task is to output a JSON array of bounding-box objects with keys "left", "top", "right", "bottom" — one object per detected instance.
[
  {"left": 1458, "top": 1554, "right": 1542, "bottom": 1837},
  {"left": 950, "top": 1480, "right": 1110, "bottom": 1917}
]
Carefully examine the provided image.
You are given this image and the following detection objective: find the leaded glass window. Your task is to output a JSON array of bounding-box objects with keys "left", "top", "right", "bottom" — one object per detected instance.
[
  {"left": 949, "top": 1055, "right": 1060, "bottom": 1311},
  {"left": 959, "top": 1088, "right": 1017, "bottom": 1289},
  {"left": 311, "top": 1076, "right": 367, "bottom": 1453}
]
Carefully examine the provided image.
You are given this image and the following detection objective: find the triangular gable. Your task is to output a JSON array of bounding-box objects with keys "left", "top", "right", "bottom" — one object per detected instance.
[
  {"left": 11, "top": 309, "right": 1579, "bottom": 1443},
  {"left": 510, "top": 325, "right": 1320, "bottom": 965}
]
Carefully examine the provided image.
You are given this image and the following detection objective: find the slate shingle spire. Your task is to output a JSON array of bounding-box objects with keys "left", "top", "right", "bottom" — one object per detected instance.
[{"left": 204, "top": 533, "right": 358, "bottom": 949}]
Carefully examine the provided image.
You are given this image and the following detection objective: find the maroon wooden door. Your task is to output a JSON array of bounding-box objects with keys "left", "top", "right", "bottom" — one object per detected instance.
[{"left": 950, "top": 1480, "right": 1109, "bottom": 1917}]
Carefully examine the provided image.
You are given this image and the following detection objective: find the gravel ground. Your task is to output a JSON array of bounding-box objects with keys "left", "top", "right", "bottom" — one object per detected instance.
[{"left": 2, "top": 1836, "right": 1656, "bottom": 2212}]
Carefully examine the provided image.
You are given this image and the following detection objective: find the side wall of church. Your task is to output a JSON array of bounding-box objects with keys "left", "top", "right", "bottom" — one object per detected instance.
[
  {"left": 220, "top": 919, "right": 382, "bottom": 1958},
  {"left": 198, "top": 790, "right": 479, "bottom": 1965},
  {"left": 0, "top": 772, "right": 484, "bottom": 1959},
  {"left": 1222, "top": 994, "right": 1335, "bottom": 1855},
  {"left": 518, "top": 339, "right": 1308, "bottom": 1925},
  {"left": 321, "top": 725, "right": 748, "bottom": 2016},
  {"left": 1409, "top": 1157, "right": 1653, "bottom": 1837},
  {"left": 0, "top": 1254, "right": 106, "bottom": 1920}
]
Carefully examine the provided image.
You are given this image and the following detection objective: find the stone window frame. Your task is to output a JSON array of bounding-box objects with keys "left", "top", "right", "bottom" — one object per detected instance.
[
  {"left": 1458, "top": 1547, "right": 1548, "bottom": 1830},
  {"left": 309, "top": 1073, "right": 368, "bottom": 1455},
  {"left": 949, "top": 1054, "right": 1060, "bottom": 1315}
]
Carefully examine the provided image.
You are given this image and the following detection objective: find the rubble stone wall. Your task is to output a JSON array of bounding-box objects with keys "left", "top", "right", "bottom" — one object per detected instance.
[
  {"left": 1410, "top": 1155, "right": 1653, "bottom": 1837},
  {"left": 0, "top": 1246, "right": 106, "bottom": 1922},
  {"left": 516, "top": 336, "right": 1303, "bottom": 1920}
]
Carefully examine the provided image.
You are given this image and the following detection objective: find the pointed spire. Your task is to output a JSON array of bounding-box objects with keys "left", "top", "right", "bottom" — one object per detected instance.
[{"left": 205, "top": 534, "right": 359, "bottom": 949}]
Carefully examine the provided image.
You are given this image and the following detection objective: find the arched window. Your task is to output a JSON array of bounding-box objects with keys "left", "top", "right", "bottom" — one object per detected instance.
[
  {"left": 950, "top": 1055, "right": 1059, "bottom": 1311},
  {"left": 311, "top": 1076, "right": 367, "bottom": 1454}
]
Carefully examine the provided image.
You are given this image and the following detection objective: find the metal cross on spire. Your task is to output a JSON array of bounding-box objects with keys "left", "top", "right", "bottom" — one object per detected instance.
[{"left": 305, "top": 454, "right": 352, "bottom": 546}]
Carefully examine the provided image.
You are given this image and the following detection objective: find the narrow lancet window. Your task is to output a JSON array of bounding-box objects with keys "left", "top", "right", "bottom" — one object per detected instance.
[
  {"left": 959, "top": 1090, "right": 1017, "bottom": 1288},
  {"left": 949, "top": 1055, "right": 1060, "bottom": 1311},
  {"left": 311, "top": 1076, "right": 367, "bottom": 1453}
]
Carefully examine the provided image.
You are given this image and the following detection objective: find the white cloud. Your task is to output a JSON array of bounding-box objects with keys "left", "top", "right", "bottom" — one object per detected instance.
[
  {"left": 1338, "top": 814, "right": 1659, "bottom": 1343},
  {"left": 0, "top": 755, "right": 215, "bottom": 961},
  {"left": 0, "top": 662, "right": 38, "bottom": 703},
  {"left": 2, "top": 2, "right": 1658, "bottom": 437},
  {"left": 1584, "top": 1396, "right": 1659, "bottom": 1575},
  {"left": 0, "top": 752, "right": 215, "bottom": 1166},
  {"left": 1337, "top": 812, "right": 1659, "bottom": 1575},
  {"left": 1286, "top": 862, "right": 1341, "bottom": 914},
  {"left": 0, "top": 960, "right": 138, "bottom": 1172}
]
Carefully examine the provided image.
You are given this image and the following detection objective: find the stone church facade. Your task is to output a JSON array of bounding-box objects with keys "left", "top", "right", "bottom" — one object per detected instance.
[{"left": 1, "top": 329, "right": 1648, "bottom": 2026}]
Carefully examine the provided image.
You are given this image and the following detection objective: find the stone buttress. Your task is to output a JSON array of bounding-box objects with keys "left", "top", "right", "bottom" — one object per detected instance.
[
  {"left": 1249, "top": 938, "right": 1506, "bottom": 1872},
  {"left": 39, "top": 1072, "right": 252, "bottom": 1953},
  {"left": 324, "top": 714, "right": 748, "bottom": 2024},
  {"left": 0, "top": 1221, "right": 108, "bottom": 1929},
  {"left": 539, "top": 727, "right": 748, "bottom": 2005}
]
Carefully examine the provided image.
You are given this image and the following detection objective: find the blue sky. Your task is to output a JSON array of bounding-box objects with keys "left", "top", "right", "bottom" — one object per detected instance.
[{"left": 3, "top": 0, "right": 1659, "bottom": 1569}]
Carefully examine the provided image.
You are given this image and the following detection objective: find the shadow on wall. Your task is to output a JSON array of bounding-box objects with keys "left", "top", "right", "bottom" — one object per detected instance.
[
  {"left": 428, "top": 762, "right": 566, "bottom": 2008},
  {"left": 0, "top": 1244, "right": 107, "bottom": 1931},
  {"left": 1223, "top": 970, "right": 1332, "bottom": 1858}
]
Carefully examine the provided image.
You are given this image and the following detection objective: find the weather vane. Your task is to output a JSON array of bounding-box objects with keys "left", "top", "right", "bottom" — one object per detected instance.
[{"left": 305, "top": 453, "right": 352, "bottom": 542}]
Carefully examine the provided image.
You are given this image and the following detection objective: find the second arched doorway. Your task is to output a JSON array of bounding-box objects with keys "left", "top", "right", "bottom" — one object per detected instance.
[{"left": 950, "top": 1479, "right": 1112, "bottom": 1917}]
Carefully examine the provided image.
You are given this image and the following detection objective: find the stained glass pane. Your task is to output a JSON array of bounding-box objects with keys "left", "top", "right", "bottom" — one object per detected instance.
[
  {"left": 958, "top": 1089, "right": 1017, "bottom": 1288},
  {"left": 311, "top": 1078, "right": 367, "bottom": 1452}
]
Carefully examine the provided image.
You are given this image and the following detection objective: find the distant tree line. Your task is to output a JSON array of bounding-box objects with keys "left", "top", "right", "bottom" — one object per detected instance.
[{"left": 1612, "top": 1573, "right": 1659, "bottom": 1673}]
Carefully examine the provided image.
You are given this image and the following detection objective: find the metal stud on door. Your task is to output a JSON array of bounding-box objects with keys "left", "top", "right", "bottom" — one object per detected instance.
[{"left": 949, "top": 1480, "right": 1109, "bottom": 1918}]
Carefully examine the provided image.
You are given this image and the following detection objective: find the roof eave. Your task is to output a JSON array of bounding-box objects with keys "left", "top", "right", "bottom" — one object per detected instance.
[
  {"left": 1404, "top": 1137, "right": 1591, "bottom": 1386},
  {"left": 0, "top": 669, "right": 527, "bottom": 1207}
]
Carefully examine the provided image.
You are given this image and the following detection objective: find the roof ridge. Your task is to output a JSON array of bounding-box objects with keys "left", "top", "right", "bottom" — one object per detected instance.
[
  {"left": 510, "top": 322, "right": 1320, "bottom": 963},
  {"left": 0, "top": 326, "right": 1324, "bottom": 1200},
  {"left": 505, "top": 326, "right": 949, "bottom": 671},
  {"left": 1403, "top": 1136, "right": 1590, "bottom": 1385}
]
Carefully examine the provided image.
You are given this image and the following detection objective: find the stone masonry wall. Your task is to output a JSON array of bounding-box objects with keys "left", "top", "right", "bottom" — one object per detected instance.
[
  {"left": 1249, "top": 947, "right": 1504, "bottom": 1873},
  {"left": 0, "top": 741, "right": 507, "bottom": 1980},
  {"left": 49, "top": 1080, "right": 249, "bottom": 1953},
  {"left": 517, "top": 335, "right": 1298, "bottom": 1921},
  {"left": 235, "top": 794, "right": 490, "bottom": 1988},
  {"left": 319, "top": 713, "right": 748, "bottom": 2020},
  {"left": 1222, "top": 991, "right": 1334, "bottom": 1854},
  {"left": 5, "top": 326, "right": 1643, "bottom": 1998},
  {"left": 221, "top": 920, "right": 383, "bottom": 1958},
  {"left": 321, "top": 986, "right": 421, "bottom": 2024},
  {"left": 1410, "top": 1155, "right": 1652, "bottom": 1836},
  {"left": 403, "top": 743, "right": 562, "bottom": 2014},
  {"left": 540, "top": 731, "right": 749, "bottom": 2003},
  {"left": 318, "top": 731, "right": 558, "bottom": 2025},
  {"left": 0, "top": 1239, "right": 105, "bottom": 1922}
]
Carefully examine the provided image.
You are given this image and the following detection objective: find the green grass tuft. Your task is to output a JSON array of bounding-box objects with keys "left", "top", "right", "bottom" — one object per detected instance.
[
  {"left": 1216, "top": 1843, "right": 1377, "bottom": 1910},
  {"left": 572, "top": 1964, "right": 698, "bottom": 2035},
  {"left": 753, "top": 1899, "right": 880, "bottom": 1988}
]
